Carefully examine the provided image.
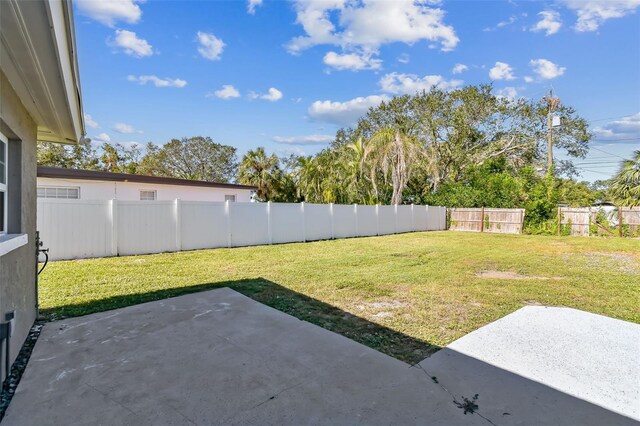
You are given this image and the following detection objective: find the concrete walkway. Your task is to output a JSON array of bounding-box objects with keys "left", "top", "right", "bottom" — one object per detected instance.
[{"left": 4, "top": 288, "right": 638, "bottom": 425}]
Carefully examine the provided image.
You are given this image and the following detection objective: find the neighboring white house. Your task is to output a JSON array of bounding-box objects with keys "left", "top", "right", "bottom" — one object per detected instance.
[{"left": 37, "top": 167, "right": 256, "bottom": 202}]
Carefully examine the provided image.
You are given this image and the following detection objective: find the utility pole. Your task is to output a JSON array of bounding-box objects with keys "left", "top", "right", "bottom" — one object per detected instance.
[{"left": 545, "top": 89, "right": 560, "bottom": 176}]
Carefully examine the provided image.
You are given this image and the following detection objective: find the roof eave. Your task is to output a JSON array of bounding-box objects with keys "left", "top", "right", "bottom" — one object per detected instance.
[{"left": 0, "top": 0, "right": 85, "bottom": 144}]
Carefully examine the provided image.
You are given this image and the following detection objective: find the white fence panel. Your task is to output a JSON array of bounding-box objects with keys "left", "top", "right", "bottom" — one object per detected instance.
[
  {"left": 270, "top": 202, "right": 305, "bottom": 244},
  {"left": 304, "top": 203, "right": 332, "bottom": 241},
  {"left": 378, "top": 205, "right": 396, "bottom": 235},
  {"left": 413, "top": 205, "right": 429, "bottom": 231},
  {"left": 117, "top": 201, "right": 176, "bottom": 256},
  {"left": 356, "top": 205, "right": 378, "bottom": 237},
  {"left": 229, "top": 202, "right": 269, "bottom": 247},
  {"left": 181, "top": 201, "right": 227, "bottom": 250},
  {"left": 396, "top": 205, "right": 413, "bottom": 233},
  {"left": 37, "top": 199, "right": 112, "bottom": 260},
  {"left": 425, "top": 206, "right": 436, "bottom": 231},
  {"left": 332, "top": 204, "right": 357, "bottom": 239},
  {"left": 37, "top": 199, "right": 448, "bottom": 260}
]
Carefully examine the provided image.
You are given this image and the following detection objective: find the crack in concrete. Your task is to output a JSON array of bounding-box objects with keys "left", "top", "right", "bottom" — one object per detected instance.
[
  {"left": 223, "top": 379, "right": 309, "bottom": 424},
  {"left": 82, "top": 382, "right": 139, "bottom": 418},
  {"left": 413, "top": 363, "right": 499, "bottom": 426}
]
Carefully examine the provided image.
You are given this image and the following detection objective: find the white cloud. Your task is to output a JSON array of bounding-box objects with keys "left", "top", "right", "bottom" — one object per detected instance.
[
  {"left": 531, "top": 10, "right": 562, "bottom": 35},
  {"left": 196, "top": 32, "right": 225, "bottom": 61},
  {"left": 208, "top": 85, "right": 241, "bottom": 100},
  {"left": 94, "top": 133, "right": 111, "bottom": 143},
  {"left": 112, "top": 30, "right": 153, "bottom": 57},
  {"left": 452, "top": 63, "right": 468, "bottom": 74},
  {"left": 277, "top": 146, "right": 307, "bottom": 157},
  {"left": 75, "top": 0, "right": 142, "bottom": 27},
  {"left": 287, "top": 0, "right": 458, "bottom": 69},
  {"left": 379, "top": 72, "right": 463, "bottom": 95},
  {"left": 529, "top": 59, "right": 566, "bottom": 79},
  {"left": 397, "top": 53, "right": 410, "bottom": 64},
  {"left": 84, "top": 114, "right": 99, "bottom": 129},
  {"left": 127, "top": 75, "right": 187, "bottom": 88},
  {"left": 496, "top": 87, "right": 518, "bottom": 101},
  {"left": 323, "top": 51, "right": 382, "bottom": 71},
  {"left": 562, "top": 0, "right": 640, "bottom": 32},
  {"left": 524, "top": 76, "right": 534, "bottom": 83},
  {"left": 272, "top": 135, "right": 334, "bottom": 145},
  {"left": 308, "top": 95, "right": 389, "bottom": 126},
  {"left": 113, "top": 123, "right": 142, "bottom": 134},
  {"left": 592, "top": 112, "right": 640, "bottom": 142},
  {"left": 250, "top": 87, "right": 283, "bottom": 101},
  {"left": 489, "top": 62, "right": 516, "bottom": 80},
  {"left": 483, "top": 15, "right": 517, "bottom": 32},
  {"left": 247, "top": 0, "right": 263, "bottom": 14}
]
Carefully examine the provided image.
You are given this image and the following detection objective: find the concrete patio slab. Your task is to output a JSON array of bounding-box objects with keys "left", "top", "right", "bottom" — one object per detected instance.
[
  {"left": 418, "top": 306, "right": 640, "bottom": 422},
  {"left": 4, "top": 288, "right": 637, "bottom": 425}
]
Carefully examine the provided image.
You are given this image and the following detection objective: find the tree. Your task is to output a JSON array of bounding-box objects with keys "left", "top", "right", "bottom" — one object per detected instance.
[
  {"left": 100, "top": 142, "right": 141, "bottom": 174},
  {"left": 238, "top": 147, "right": 282, "bottom": 201},
  {"left": 364, "top": 130, "right": 420, "bottom": 205},
  {"left": 37, "top": 138, "right": 99, "bottom": 170},
  {"left": 139, "top": 137, "right": 238, "bottom": 182},
  {"left": 609, "top": 150, "right": 640, "bottom": 206}
]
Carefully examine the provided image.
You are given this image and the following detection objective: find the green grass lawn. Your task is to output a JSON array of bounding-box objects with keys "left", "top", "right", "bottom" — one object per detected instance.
[{"left": 39, "top": 232, "right": 640, "bottom": 364}]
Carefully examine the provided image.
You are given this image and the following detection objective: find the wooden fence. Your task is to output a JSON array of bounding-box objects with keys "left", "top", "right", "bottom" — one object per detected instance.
[
  {"left": 620, "top": 207, "right": 640, "bottom": 237},
  {"left": 449, "top": 208, "right": 525, "bottom": 235},
  {"left": 558, "top": 206, "right": 640, "bottom": 237}
]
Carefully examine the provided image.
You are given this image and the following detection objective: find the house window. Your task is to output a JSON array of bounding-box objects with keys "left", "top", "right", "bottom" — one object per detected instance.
[
  {"left": 0, "top": 134, "right": 7, "bottom": 234},
  {"left": 37, "top": 186, "right": 80, "bottom": 199},
  {"left": 140, "top": 190, "right": 157, "bottom": 201},
  {"left": 224, "top": 194, "right": 236, "bottom": 202}
]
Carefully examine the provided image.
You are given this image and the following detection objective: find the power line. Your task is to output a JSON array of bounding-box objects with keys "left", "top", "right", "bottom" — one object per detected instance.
[
  {"left": 576, "top": 168, "right": 616, "bottom": 176},
  {"left": 574, "top": 161, "right": 620, "bottom": 164},
  {"left": 589, "top": 146, "right": 631, "bottom": 160},
  {"left": 587, "top": 115, "right": 634, "bottom": 124},
  {"left": 592, "top": 137, "right": 640, "bottom": 142}
]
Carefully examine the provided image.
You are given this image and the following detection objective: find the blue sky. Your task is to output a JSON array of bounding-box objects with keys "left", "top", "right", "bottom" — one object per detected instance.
[{"left": 74, "top": 0, "right": 640, "bottom": 182}]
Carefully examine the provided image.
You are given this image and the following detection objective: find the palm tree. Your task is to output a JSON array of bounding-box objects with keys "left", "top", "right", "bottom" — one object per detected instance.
[
  {"left": 609, "top": 150, "right": 640, "bottom": 206},
  {"left": 238, "top": 147, "right": 281, "bottom": 201},
  {"left": 363, "top": 129, "right": 421, "bottom": 205}
]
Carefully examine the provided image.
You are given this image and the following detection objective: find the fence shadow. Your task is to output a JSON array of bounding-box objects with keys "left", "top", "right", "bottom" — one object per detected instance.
[{"left": 41, "top": 277, "right": 439, "bottom": 364}]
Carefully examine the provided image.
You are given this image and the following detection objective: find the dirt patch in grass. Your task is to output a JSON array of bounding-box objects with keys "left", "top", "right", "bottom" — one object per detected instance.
[
  {"left": 359, "top": 300, "right": 408, "bottom": 310},
  {"left": 585, "top": 252, "right": 640, "bottom": 274},
  {"left": 476, "top": 270, "right": 562, "bottom": 281}
]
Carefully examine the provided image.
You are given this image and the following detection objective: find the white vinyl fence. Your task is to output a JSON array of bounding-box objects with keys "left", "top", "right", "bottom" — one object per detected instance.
[{"left": 38, "top": 199, "right": 447, "bottom": 261}]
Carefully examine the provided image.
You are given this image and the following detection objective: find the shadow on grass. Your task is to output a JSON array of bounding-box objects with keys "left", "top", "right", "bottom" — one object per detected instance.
[{"left": 41, "top": 277, "right": 439, "bottom": 364}]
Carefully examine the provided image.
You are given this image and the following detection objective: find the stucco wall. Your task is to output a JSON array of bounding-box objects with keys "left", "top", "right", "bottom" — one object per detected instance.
[
  {"left": 0, "top": 69, "right": 38, "bottom": 372},
  {"left": 37, "top": 177, "right": 253, "bottom": 202}
]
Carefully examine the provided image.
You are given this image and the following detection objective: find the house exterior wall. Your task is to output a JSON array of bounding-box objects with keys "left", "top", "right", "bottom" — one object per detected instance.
[
  {"left": 37, "top": 177, "right": 253, "bottom": 202},
  {"left": 0, "top": 69, "right": 38, "bottom": 371}
]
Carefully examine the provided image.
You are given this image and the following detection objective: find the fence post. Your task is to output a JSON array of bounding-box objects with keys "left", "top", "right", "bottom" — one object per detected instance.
[
  {"left": 480, "top": 206, "right": 485, "bottom": 233},
  {"left": 110, "top": 199, "right": 118, "bottom": 256},
  {"left": 267, "top": 201, "right": 273, "bottom": 245},
  {"left": 557, "top": 207, "right": 561, "bottom": 236},
  {"left": 411, "top": 204, "right": 415, "bottom": 232},
  {"left": 354, "top": 204, "right": 358, "bottom": 237},
  {"left": 442, "top": 207, "right": 446, "bottom": 230},
  {"left": 225, "top": 200, "right": 232, "bottom": 248},
  {"left": 618, "top": 207, "right": 623, "bottom": 238},
  {"left": 375, "top": 204, "right": 380, "bottom": 235},
  {"left": 174, "top": 199, "right": 182, "bottom": 251},
  {"left": 301, "top": 202, "right": 306, "bottom": 242},
  {"left": 394, "top": 204, "right": 398, "bottom": 234},
  {"left": 330, "top": 203, "right": 335, "bottom": 239}
]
